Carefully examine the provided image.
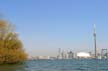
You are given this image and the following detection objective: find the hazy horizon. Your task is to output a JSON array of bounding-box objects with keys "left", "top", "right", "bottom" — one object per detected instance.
[{"left": 0, "top": 0, "right": 108, "bottom": 56}]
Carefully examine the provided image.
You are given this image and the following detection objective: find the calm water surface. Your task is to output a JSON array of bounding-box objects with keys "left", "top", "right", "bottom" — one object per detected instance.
[{"left": 0, "top": 59, "right": 108, "bottom": 71}]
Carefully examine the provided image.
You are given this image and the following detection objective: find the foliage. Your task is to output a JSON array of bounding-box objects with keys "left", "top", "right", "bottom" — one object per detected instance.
[{"left": 0, "top": 20, "right": 27, "bottom": 64}]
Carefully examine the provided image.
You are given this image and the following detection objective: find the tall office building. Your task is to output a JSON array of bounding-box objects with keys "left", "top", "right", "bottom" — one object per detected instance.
[
  {"left": 58, "top": 48, "right": 62, "bottom": 59},
  {"left": 61, "top": 50, "right": 68, "bottom": 59},
  {"left": 68, "top": 51, "right": 74, "bottom": 59},
  {"left": 101, "top": 49, "right": 108, "bottom": 59}
]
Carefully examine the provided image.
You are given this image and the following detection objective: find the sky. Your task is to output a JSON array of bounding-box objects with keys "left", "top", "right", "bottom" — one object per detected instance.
[{"left": 0, "top": 0, "right": 108, "bottom": 56}]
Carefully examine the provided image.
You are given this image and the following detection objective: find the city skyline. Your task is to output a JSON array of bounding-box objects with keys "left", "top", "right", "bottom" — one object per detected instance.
[{"left": 0, "top": 0, "right": 108, "bottom": 56}]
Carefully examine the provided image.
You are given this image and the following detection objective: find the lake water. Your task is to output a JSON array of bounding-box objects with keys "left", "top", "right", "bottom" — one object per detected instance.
[{"left": 0, "top": 59, "right": 108, "bottom": 71}]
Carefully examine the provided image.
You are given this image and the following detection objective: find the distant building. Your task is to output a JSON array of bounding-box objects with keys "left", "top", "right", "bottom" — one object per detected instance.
[
  {"left": 61, "top": 50, "right": 68, "bottom": 59},
  {"left": 57, "top": 48, "right": 62, "bottom": 59},
  {"left": 30, "top": 56, "right": 51, "bottom": 60},
  {"left": 77, "top": 52, "right": 91, "bottom": 58},
  {"left": 57, "top": 48, "right": 68, "bottom": 59},
  {"left": 57, "top": 48, "right": 75, "bottom": 59},
  {"left": 68, "top": 51, "right": 74, "bottom": 59},
  {"left": 101, "top": 49, "right": 108, "bottom": 59}
]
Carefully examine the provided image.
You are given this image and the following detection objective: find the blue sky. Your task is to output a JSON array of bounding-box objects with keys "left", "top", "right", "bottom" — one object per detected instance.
[{"left": 0, "top": 0, "right": 108, "bottom": 56}]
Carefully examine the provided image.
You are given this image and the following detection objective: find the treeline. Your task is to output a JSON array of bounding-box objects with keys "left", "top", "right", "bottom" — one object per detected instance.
[{"left": 0, "top": 20, "right": 27, "bottom": 64}]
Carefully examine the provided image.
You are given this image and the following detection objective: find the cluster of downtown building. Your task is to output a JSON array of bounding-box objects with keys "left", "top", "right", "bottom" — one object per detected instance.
[
  {"left": 29, "top": 24, "right": 108, "bottom": 60},
  {"left": 29, "top": 48, "right": 108, "bottom": 60},
  {"left": 57, "top": 48, "right": 108, "bottom": 59},
  {"left": 57, "top": 48, "right": 74, "bottom": 59}
]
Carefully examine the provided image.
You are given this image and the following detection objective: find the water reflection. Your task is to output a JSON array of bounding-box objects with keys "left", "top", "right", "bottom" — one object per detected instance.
[{"left": 0, "top": 63, "right": 26, "bottom": 71}]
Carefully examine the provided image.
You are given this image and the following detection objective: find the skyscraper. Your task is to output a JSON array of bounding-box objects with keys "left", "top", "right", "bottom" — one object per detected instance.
[
  {"left": 68, "top": 51, "right": 74, "bottom": 59},
  {"left": 57, "top": 48, "right": 62, "bottom": 59},
  {"left": 101, "top": 49, "right": 108, "bottom": 59}
]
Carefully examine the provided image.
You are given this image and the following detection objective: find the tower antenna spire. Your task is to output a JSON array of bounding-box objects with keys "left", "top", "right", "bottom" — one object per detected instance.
[{"left": 93, "top": 24, "right": 97, "bottom": 58}]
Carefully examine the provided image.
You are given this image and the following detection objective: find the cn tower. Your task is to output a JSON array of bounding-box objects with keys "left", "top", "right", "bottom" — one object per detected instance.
[{"left": 93, "top": 24, "right": 97, "bottom": 58}]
